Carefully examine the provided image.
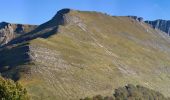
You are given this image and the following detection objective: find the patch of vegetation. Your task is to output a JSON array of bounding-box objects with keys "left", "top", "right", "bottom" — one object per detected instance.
[
  {"left": 81, "top": 84, "right": 170, "bottom": 100},
  {"left": 0, "top": 76, "right": 29, "bottom": 100}
]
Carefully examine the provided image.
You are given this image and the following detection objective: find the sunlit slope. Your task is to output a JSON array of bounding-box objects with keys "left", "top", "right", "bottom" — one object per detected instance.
[{"left": 1, "top": 9, "right": 170, "bottom": 100}]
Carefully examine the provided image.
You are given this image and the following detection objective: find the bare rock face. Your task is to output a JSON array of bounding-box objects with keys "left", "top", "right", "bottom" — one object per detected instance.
[
  {"left": 50, "top": 8, "right": 83, "bottom": 25},
  {"left": 51, "top": 8, "right": 71, "bottom": 25},
  {"left": 145, "top": 20, "right": 170, "bottom": 35},
  {"left": 0, "top": 22, "right": 36, "bottom": 46},
  {"left": 0, "top": 22, "right": 14, "bottom": 45},
  {"left": 128, "top": 16, "right": 170, "bottom": 35}
]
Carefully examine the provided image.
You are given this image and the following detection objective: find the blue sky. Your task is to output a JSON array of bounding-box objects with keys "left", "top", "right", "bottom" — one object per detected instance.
[{"left": 0, "top": 0, "right": 169, "bottom": 25}]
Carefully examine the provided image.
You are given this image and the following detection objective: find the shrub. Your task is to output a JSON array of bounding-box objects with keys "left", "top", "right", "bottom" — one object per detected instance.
[
  {"left": 0, "top": 76, "right": 29, "bottom": 100},
  {"left": 80, "top": 84, "right": 169, "bottom": 100}
]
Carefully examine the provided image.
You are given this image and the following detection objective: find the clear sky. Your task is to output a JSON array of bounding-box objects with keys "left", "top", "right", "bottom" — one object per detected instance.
[{"left": 0, "top": 0, "right": 169, "bottom": 25}]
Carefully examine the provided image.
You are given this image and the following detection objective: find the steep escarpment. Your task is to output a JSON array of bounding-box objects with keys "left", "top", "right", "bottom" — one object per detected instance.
[
  {"left": 1, "top": 9, "right": 170, "bottom": 100},
  {"left": 145, "top": 20, "right": 170, "bottom": 35},
  {"left": 0, "top": 22, "right": 37, "bottom": 46}
]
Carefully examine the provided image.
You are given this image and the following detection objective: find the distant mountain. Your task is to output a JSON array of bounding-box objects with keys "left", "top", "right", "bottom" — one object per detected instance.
[
  {"left": 0, "top": 22, "right": 37, "bottom": 46},
  {"left": 1, "top": 9, "right": 170, "bottom": 100},
  {"left": 127, "top": 16, "right": 170, "bottom": 36},
  {"left": 145, "top": 19, "right": 170, "bottom": 35}
]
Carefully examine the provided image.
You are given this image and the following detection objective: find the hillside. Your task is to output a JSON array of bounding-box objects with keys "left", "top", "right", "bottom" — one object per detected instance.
[{"left": 1, "top": 9, "right": 170, "bottom": 100}]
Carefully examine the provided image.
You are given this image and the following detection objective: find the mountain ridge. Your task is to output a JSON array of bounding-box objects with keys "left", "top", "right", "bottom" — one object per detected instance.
[{"left": 1, "top": 9, "right": 170, "bottom": 47}]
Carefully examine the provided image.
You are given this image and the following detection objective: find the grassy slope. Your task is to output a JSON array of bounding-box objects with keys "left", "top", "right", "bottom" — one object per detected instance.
[{"left": 2, "top": 10, "right": 170, "bottom": 99}]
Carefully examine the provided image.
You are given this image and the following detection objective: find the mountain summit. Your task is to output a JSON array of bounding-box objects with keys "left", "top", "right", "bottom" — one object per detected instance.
[{"left": 1, "top": 9, "right": 170, "bottom": 99}]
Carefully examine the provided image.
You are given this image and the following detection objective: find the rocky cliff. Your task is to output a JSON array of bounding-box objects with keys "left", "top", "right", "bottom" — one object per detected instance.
[
  {"left": 145, "top": 20, "right": 170, "bottom": 35},
  {"left": 0, "top": 22, "right": 37, "bottom": 46},
  {"left": 127, "top": 16, "right": 170, "bottom": 35}
]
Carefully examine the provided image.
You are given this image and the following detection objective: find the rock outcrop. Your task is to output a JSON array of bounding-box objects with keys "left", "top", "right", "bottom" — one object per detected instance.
[
  {"left": 145, "top": 20, "right": 170, "bottom": 35},
  {"left": 127, "top": 16, "right": 144, "bottom": 22},
  {"left": 42, "top": 8, "right": 81, "bottom": 27},
  {"left": 0, "top": 22, "right": 37, "bottom": 46}
]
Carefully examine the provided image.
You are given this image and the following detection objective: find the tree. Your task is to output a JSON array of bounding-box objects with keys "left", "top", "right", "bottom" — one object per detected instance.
[{"left": 0, "top": 76, "right": 29, "bottom": 100}]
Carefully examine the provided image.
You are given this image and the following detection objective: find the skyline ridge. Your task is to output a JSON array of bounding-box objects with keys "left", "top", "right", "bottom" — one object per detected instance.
[
  {"left": 2, "top": 8, "right": 170, "bottom": 25},
  {"left": 0, "top": 0, "right": 170, "bottom": 24}
]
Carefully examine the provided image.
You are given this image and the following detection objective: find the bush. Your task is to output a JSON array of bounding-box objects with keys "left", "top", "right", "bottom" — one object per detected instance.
[
  {"left": 0, "top": 76, "right": 29, "bottom": 100},
  {"left": 80, "top": 84, "right": 169, "bottom": 100}
]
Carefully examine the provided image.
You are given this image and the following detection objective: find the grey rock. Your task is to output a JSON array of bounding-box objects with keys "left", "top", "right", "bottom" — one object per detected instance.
[
  {"left": 128, "top": 16, "right": 170, "bottom": 35},
  {"left": 0, "top": 22, "right": 37, "bottom": 46},
  {"left": 145, "top": 20, "right": 170, "bottom": 35},
  {"left": 51, "top": 8, "right": 82, "bottom": 25}
]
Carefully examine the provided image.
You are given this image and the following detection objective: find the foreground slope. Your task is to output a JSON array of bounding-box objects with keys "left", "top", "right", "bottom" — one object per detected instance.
[{"left": 1, "top": 9, "right": 170, "bottom": 99}]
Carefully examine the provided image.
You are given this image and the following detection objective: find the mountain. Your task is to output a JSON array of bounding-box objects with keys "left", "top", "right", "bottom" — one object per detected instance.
[
  {"left": 127, "top": 16, "right": 170, "bottom": 36},
  {"left": 145, "top": 19, "right": 170, "bottom": 35},
  {"left": 1, "top": 9, "right": 170, "bottom": 99}
]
